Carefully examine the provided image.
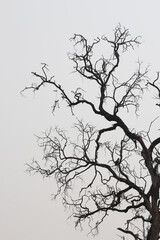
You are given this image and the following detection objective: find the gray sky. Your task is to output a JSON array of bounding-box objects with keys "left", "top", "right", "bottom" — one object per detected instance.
[{"left": 0, "top": 0, "right": 160, "bottom": 239}]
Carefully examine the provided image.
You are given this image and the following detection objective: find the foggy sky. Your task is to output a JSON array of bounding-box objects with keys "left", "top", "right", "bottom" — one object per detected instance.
[{"left": 0, "top": 0, "right": 160, "bottom": 239}]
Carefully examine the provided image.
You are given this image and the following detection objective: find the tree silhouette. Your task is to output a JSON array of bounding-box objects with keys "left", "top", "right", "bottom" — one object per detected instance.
[{"left": 23, "top": 25, "right": 160, "bottom": 240}]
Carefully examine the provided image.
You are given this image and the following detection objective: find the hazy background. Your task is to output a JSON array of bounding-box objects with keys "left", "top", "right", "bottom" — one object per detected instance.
[{"left": 0, "top": 0, "right": 160, "bottom": 239}]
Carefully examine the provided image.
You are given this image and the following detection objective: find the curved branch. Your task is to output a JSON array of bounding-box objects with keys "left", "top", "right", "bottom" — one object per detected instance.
[{"left": 149, "top": 137, "right": 160, "bottom": 154}]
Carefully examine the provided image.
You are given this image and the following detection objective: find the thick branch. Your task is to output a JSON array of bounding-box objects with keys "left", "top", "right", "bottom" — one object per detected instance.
[{"left": 149, "top": 137, "right": 160, "bottom": 154}]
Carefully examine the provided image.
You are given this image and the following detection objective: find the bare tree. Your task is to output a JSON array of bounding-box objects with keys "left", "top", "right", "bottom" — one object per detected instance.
[{"left": 23, "top": 25, "right": 160, "bottom": 240}]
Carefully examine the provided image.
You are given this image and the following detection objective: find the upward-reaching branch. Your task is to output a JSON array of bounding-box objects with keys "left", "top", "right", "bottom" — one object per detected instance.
[
  {"left": 147, "top": 72, "right": 160, "bottom": 107},
  {"left": 23, "top": 25, "right": 160, "bottom": 240}
]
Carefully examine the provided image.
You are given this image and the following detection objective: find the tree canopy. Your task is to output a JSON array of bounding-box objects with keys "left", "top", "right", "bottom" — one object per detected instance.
[{"left": 23, "top": 25, "right": 160, "bottom": 240}]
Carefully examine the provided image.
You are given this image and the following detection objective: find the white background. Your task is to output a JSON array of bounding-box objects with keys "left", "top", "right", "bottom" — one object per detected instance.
[{"left": 0, "top": 0, "right": 160, "bottom": 239}]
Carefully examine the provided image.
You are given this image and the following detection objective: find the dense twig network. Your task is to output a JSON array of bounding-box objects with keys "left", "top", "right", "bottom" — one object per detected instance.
[{"left": 23, "top": 25, "right": 160, "bottom": 240}]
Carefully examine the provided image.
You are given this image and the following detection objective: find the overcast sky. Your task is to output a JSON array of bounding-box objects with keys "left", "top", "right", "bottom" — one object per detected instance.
[{"left": 0, "top": 0, "right": 160, "bottom": 239}]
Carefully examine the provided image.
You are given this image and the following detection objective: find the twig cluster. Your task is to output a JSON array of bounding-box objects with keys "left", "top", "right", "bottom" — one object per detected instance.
[{"left": 24, "top": 25, "right": 160, "bottom": 240}]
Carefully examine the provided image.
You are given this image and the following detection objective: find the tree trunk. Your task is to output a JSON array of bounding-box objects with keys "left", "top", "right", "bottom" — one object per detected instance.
[
  {"left": 147, "top": 214, "right": 160, "bottom": 240},
  {"left": 147, "top": 182, "right": 160, "bottom": 240}
]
